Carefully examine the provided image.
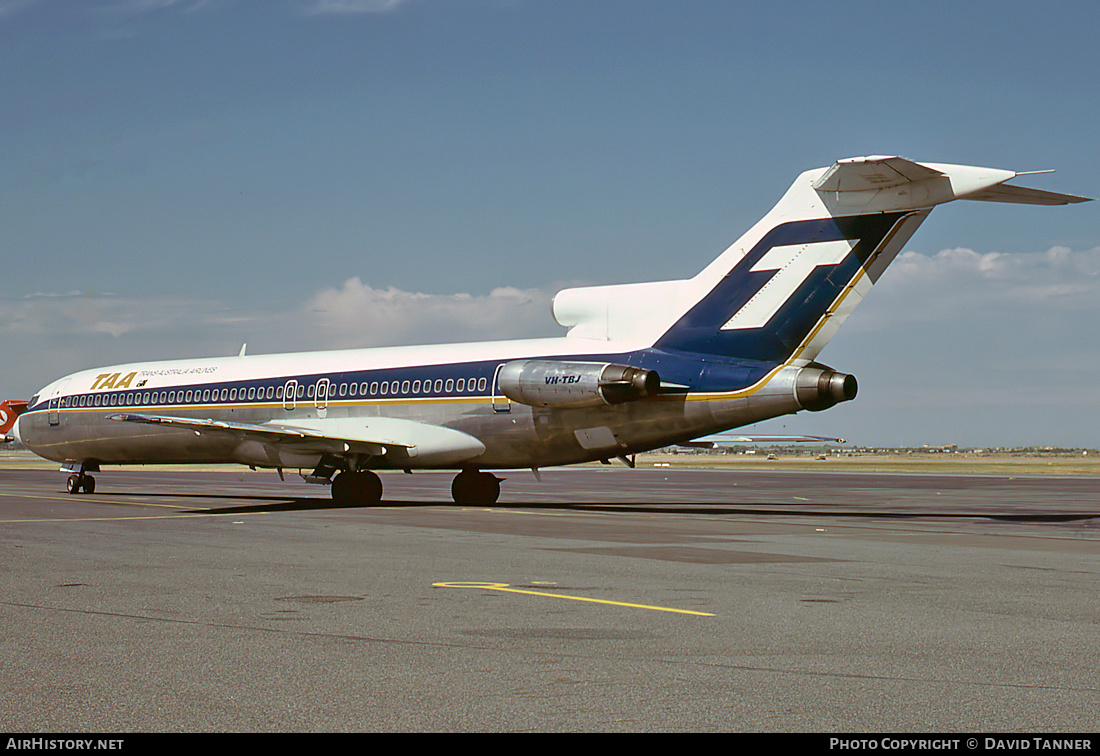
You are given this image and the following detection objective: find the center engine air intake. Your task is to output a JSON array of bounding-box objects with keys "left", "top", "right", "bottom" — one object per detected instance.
[{"left": 497, "top": 360, "right": 660, "bottom": 409}]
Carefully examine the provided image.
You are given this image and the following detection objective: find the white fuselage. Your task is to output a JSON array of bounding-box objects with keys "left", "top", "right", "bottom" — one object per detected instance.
[{"left": 16, "top": 335, "right": 807, "bottom": 472}]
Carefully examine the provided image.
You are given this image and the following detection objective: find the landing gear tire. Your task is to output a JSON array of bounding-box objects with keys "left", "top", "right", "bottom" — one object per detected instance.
[
  {"left": 451, "top": 470, "right": 501, "bottom": 505},
  {"left": 66, "top": 474, "right": 95, "bottom": 495},
  {"left": 331, "top": 470, "right": 383, "bottom": 506}
]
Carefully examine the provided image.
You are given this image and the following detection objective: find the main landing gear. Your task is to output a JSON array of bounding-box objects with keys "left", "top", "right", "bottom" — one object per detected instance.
[
  {"left": 330, "top": 470, "right": 383, "bottom": 506},
  {"left": 450, "top": 469, "right": 501, "bottom": 506},
  {"left": 66, "top": 473, "right": 95, "bottom": 495},
  {"left": 327, "top": 468, "right": 503, "bottom": 506}
]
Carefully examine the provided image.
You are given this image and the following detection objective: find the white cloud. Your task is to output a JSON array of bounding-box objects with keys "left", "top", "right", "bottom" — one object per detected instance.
[
  {"left": 109, "top": 0, "right": 223, "bottom": 12},
  {"left": 87, "top": 0, "right": 225, "bottom": 16},
  {"left": 892, "top": 245, "right": 1100, "bottom": 290},
  {"left": 302, "top": 0, "right": 414, "bottom": 15},
  {"left": 301, "top": 277, "right": 557, "bottom": 349},
  {"left": 853, "top": 245, "right": 1100, "bottom": 329},
  {"left": 0, "top": 280, "right": 562, "bottom": 396},
  {"left": 0, "top": 0, "right": 37, "bottom": 17},
  {"left": 1, "top": 0, "right": 405, "bottom": 20},
  {"left": 1, "top": 292, "right": 218, "bottom": 340}
]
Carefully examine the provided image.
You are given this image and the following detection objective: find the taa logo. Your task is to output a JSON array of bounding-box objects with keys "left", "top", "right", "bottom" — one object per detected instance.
[
  {"left": 721, "top": 238, "right": 856, "bottom": 331},
  {"left": 90, "top": 372, "right": 138, "bottom": 390}
]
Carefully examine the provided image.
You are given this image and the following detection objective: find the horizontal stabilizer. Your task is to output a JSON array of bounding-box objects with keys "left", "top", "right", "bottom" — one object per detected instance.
[
  {"left": 959, "top": 183, "right": 1091, "bottom": 205},
  {"left": 814, "top": 155, "right": 1092, "bottom": 208},
  {"left": 813, "top": 156, "right": 945, "bottom": 192}
]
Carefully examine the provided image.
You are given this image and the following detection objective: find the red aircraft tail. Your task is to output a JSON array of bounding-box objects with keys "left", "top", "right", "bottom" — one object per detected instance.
[{"left": 0, "top": 400, "right": 29, "bottom": 438}]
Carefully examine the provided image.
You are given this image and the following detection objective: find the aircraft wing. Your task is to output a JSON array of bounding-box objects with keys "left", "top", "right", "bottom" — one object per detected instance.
[{"left": 108, "top": 413, "right": 485, "bottom": 467}]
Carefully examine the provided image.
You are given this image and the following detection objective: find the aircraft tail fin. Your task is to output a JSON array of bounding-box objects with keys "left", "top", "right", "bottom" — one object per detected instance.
[
  {"left": 554, "top": 156, "right": 1089, "bottom": 365},
  {"left": 1, "top": 400, "right": 30, "bottom": 441}
]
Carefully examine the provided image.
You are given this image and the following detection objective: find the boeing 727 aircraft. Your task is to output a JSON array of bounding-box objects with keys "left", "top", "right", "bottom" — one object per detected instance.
[{"left": 14, "top": 156, "right": 1089, "bottom": 505}]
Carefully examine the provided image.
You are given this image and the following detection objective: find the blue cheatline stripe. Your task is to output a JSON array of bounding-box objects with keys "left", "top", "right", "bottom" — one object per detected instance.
[
  {"left": 655, "top": 213, "right": 905, "bottom": 361},
  {"left": 30, "top": 360, "right": 504, "bottom": 414}
]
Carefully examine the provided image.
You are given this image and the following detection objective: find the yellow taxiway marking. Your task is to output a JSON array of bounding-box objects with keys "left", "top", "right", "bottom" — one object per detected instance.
[
  {"left": 433, "top": 581, "right": 714, "bottom": 617},
  {"left": 0, "top": 489, "right": 179, "bottom": 505},
  {"left": 0, "top": 491, "right": 268, "bottom": 523},
  {"left": 0, "top": 510, "right": 265, "bottom": 524}
]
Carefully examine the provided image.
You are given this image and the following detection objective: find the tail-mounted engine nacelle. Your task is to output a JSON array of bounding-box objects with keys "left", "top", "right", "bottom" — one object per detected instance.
[
  {"left": 795, "top": 365, "right": 858, "bottom": 412},
  {"left": 497, "top": 360, "right": 660, "bottom": 409}
]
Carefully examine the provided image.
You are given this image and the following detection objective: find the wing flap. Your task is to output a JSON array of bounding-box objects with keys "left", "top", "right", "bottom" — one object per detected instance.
[
  {"left": 283, "top": 417, "right": 485, "bottom": 464},
  {"left": 108, "top": 413, "right": 485, "bottom": 466},
  {"left": 108, "top": 413, "right": 381, "bottom": 455}
]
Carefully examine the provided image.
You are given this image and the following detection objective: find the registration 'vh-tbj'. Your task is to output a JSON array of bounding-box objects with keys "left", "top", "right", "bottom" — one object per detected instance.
[{"left": 14, "top": 156, "right": 1089, "bottom": 505}]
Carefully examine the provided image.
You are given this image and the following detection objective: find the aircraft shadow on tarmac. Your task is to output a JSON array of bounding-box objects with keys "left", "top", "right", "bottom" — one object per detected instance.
[
  {"left": 84, "top": 490, "right": 1098, "bottom": 523},
  {"left": 34, "top": 478, "right": 1099, "bottom": 522}
]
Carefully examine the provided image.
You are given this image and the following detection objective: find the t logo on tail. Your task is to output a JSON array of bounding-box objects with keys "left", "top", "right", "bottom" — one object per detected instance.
[{"left": 721, "top": 239, "right": 857, "bottom": 331}]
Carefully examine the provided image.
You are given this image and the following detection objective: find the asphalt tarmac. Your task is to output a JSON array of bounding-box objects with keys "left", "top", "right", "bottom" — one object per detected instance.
[{"left": 1, "top": 465, "right": 1098, "bottom": 732}]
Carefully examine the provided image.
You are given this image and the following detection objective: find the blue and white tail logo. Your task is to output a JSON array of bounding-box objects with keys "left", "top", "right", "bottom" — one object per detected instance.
[
  {"left": 718, "top": 238, "right": 856, "bottom": 331},
  {"left": 655, "top": 212, "right": 919, "bottom": 363}
]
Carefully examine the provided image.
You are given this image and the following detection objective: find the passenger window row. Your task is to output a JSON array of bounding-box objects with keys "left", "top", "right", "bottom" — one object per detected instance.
[{"left": 59, "top": 375, "right": 490, "bottom": 408}]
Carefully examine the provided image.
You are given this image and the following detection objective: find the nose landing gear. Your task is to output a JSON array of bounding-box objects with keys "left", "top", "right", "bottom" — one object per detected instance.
[{"left": 61, "top": 461, "right": 99, "bottom": 495}]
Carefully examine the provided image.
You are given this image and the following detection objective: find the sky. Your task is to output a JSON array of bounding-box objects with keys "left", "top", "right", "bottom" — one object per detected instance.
[{"left": 2, "top": 0, "right": 1098, "bottom": 447}]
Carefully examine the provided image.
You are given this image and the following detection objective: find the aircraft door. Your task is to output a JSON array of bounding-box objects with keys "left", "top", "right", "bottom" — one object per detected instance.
[
  {"left": 315, "top": 378, "right": 331, "bottom": 418},
  {"left": 283, "top": 380, "right": 299, "bottom": 411},
  {"left": 491, "top": 364, "right": 511, "bottom": 413},
  {"left": 47, "top": 379, "right": 69, "bottom": 426}
]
